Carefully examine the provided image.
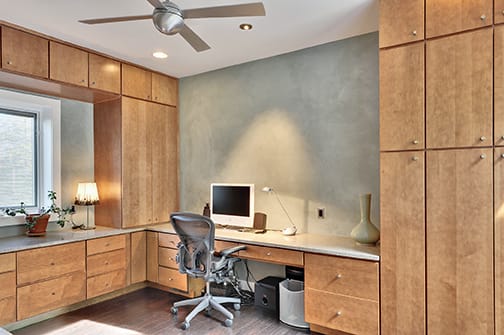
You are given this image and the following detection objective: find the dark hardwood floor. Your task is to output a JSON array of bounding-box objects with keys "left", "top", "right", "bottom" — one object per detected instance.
[{"left": 12, "top": 288, "right": 311, "bottom": 335}]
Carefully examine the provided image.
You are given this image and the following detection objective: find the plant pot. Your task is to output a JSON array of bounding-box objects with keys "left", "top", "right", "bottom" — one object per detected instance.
[{"left": 25, "top": 214, "right": 50, "bottom": 237}]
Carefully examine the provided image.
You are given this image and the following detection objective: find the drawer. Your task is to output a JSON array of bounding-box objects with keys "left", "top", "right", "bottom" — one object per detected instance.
[
  {"left": 0, "top": 253, "right": 15, "bottom": 273},
  {"left": 158, "top": 233, "right": 179, "bottom": 249},
  {"left": 87, "top": 235, "right": 126, "bottom": 256},
  {"left": 239, "top": 244, "right": 304, "bottom": 267},
  {"left": 159, "top": 247, "right": 178, "bottom": 269},
  {"left": 0, "top": 272, "right": 15, "bottom": 300},
  {"left": 17, "top": 242, "right": 85, "bottom": 285},
  {"left": 214, "top": 240, "right": 238, "bottom": 252},
  {"left": 305, "top": 288, "right": 379, "bottom": 335},
  {"left": 159, "top": 266, "right": 187, "bottom": 292},
  {"left": 0, "top": 296, "right": 16, "bottom": 325},
  {"left": 17, "top": 271, "right": 86, "bottom": 320},
  {"left": 87, "top": 249, "right": 126, "bottom": 277},
  {"left": 305, "top": 253, "right": 378, "bottom": 301},
  {"left": 87, "top": 269, "right": 126, "bottom": 299}
]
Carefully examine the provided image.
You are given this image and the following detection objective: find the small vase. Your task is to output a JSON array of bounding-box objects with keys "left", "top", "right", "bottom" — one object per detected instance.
[
  {"left": 26, "top": 214, "right": 50, "bottom": 237},
  {"left": 351, "top": 193, "right": 380, "bottom": 245}
]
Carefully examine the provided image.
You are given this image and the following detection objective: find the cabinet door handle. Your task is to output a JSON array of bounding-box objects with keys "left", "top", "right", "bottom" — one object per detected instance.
[
  {"left": 501, "top": 153, "right": 504, "bottom": 159},
  {"left": 336, "top": 273, "right": 342, "bottom": 279},
  {"left": 6, "top": 61, "right": 12, "bottom": 65},
  {"left": 411, "top": 30, "right": 417, "bottom": 36},
  {"left": 480, "top": 136, "right": 486, "bottom": 142},
  {"left": 336, "top": 311, "right": 342, "bottom": 317},
  {"left": 412, "top": 156, "right": 419, "bottom": 161},
  {"left": 480, "top": 154, "right": 486, "bottom": 159},
  {"left": 412, "top": 140, "right": 419, "bottom": 145},
  {"left": 481, "top": 14, "right": 487, "bottom": 20},
  {"left": 266, "top": 252, "right": 272, "bottom": 256}
]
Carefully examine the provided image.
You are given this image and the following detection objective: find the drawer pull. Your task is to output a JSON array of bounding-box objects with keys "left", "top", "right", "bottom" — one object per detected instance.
[
  {"left": 6, "top": 61, "right": 12, "bottom": 65},
  {"left": 105, "top": 243, "right": 110, "bottom": 247},
  {"left": 266, "top": 252, "right": 272, "bottom": 256},
  {"left": 169, "top": 257, "right": 174, "bottom": 261},
  {"left": 50, "top": 262, "right": 55, "bottom": 266},
  {"left": 336, "top": 273, "right": 342, "bottom": 279},
  {"left": 105, "top": 261, "right": 109, "bottom": 265},
  {"left": 168, "top": 278, "right": 173, "bottom": 281},
  {"left": 336, "top": 311, "right": 342, "bottom": 317},
  {"left": 51, "top": 292, "right": 55, "bottom": 296}
]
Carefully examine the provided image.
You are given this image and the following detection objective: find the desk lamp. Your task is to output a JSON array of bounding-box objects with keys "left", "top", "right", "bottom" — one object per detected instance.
[
  {"left": 74, "top": 182, "right": 100, "bottom": 230},
  {"left": 262, "top": 186, "right": 297, "bottom": 236}
]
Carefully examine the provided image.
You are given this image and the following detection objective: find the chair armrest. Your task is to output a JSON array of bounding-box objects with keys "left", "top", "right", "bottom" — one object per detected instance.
[{"left": 218, "top": 245, "right": 246, "bottom": 257}]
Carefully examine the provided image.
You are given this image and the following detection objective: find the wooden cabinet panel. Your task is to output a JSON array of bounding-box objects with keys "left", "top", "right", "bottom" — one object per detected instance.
[
  {"left": 380, "top": 151, "right": 425, "bottom": 335},
  {"left": 497, "top": 1, "right": 504, "bottom": 24},
  {"left": 158, "top": 233, "right": 180, "bottom": 249},
  {"left": 305, "top": 254, "right": 378, "bottom": 301},
  {"left": 89, "top": 53, "right": 120, "bottom": 94},
  {"left": 87, "top": 249, "right": 126, "bottom": 277},
  {"left": 122, "top": 64, "right": 151, "bottom": 100},
  {"left": 495, "top": 148, "right": 504, "bottom": 335},
  {"left": 158, "top": 267, "right": 187, "bottom": 292},
  {"left": 495, "top": 26, "right": 504, "bottom": 146},
  {"left": 426, "top": 0, "right": 492, "bottom": 38},
  {"left": 159, "top": 247, "right": 178, "bottom": 269},
  {"left": 0, "top": 272, "right": 15, "bottom": 300},
  {"left": 86, "top": 269, "right": 126, "bottom": 299},
  {"left": 131, "top": 231, "right": 147, "bottom": 284},
  {"left": 17, "top": 242, "right": 85, "bottom": 285},
  {"left": 380, "top": 43, "right": 424, "bottom": 151},
  {"left": 239, "top": 244, "right": 303, "bottom": 267},
  {"left": 305, "top": 288, "right": 379, "bottom": 335},
  {"left": 426, "top": 29, "right": 492, "bottom": 149},
  {"left": 17, "top": 271, "right": 86, "bottom": 320},
  {"left": 0, "top": 297, "right": 16, "bottom": 325},
  {"left": 427, "top": 149, "right": 493, "bottom": 335},
  {"left": 122, "top": 97, "right": 153, "bottom": 227},
  {"left": 87, "top": 235, "right": 126, "bottom": 256},
  {"left": 151, "top": 103, "right": 178, "bottom": 223},
  {"left": 1, "top": 26, "right": 48, "bottom": 78},
  {"left": 151, "top": 73, "right": 177, "bottom": 106},
  {"left": 379, "top": 0, "right": 424, "bottom": 48},
  {"left": 0, "top": 253, "right": 15, "bottom": 273},
  {"left": 49, "top": 41, "right": 88, "bottom": 86},
  {"left": 147, "top": 232, "right": 159, "bottom": 283}
]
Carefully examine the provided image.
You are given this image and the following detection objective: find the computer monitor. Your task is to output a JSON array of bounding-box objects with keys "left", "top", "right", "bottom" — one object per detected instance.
[{"left": 210, "top": 183, "right": 255, "bottom": 228}]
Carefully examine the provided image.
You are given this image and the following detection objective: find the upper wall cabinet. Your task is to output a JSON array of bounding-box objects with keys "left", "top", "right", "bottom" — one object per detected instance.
[
  {"left": 379, "top": 0, "right": 424, "bottom": 48},
  {"left": 380, "top": 42, "right": 424, "bottom": 151},
  {"left": 1, "top": 26, "right": 48, "bottom": 78},
  {"left": 89, "top": 54, "right": 121, "bottom": 94},
  {"left": 152, "top": 72, "right": 177, "bottom": 106},
  {"left": 495, "top": 26, "right": 504, "bottom": 146},
  {"left": 122, "top": 64, "right": 152, "bottom": 101},
  {"left": 426, "top": 0, "right": 492, "bottom": 38},
  {"left": 50, "top": 41, "right": 88, "bottom": 87},
  {"left": 497, "top": 1, "right": 504, "bottom": 24},
  {"left": 426, "top": 29, "right": 492, "bottom": 149}
]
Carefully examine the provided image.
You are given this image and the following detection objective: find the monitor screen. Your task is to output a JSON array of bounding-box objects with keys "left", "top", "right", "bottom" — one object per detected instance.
[{"left": 210, "top": 183, "right": 254, "bottom": 228}]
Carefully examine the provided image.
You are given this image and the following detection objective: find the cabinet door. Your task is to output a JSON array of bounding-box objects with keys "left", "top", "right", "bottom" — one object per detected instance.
[
  {"left": 150, "top": 103, "right": 178, "bottom": 223},
  {"left": 122, "top": 64, "right": 152, "bottom": 100},
  {"left": 380, "top": 43, "right": 424, "bottom": 151},
  {"left": 146, "top": 232, "right": 159, "bottom": 283},
  {"left": 426, "top": 29, "right": 492, "bottom": 149},
  {"left": 89, "top": 54, "right": 120, "bottom": 94},
  {"left": 426, "top": 0, "right": 492, "bottom": 38},
  {"left": 495, "top": 26, "right": 504, "bottom": 146},
  {"left": 152, "top": 73, "right": 177, "bottom": 106},
  {"left": 496, "top": 148, "right": 504, "bottom": 335},
  {"left": 131, "top": 231, "right": 147, "bottom": 284},
  {"left": 497, "top": 1, "right": 504, "bottom": 24},
  {"left": 122, "top": 97, "right": 153, "bottom": 227},
  {"left": 379, "top": 0, "right": 424, "bottom": 48},
  {"left": 427, "top": 149, "right": 493, "bottom": 335},
  {"left": 1, "top": 26, "right": 48, "bottom": 78},
  {"left": 380, "top": 151, "right": 425, "bottom": 335},
  {"left": 49, "top": 41, "right": 88, "bottom": 86}
]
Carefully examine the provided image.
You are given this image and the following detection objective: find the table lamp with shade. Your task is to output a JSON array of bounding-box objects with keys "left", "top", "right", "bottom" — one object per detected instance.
[
  {"left": 262, "top": 186, "right": 297, "bottom": 236},
  {"left": 74, "top": 182, "right": 99, "bottom": 230}
]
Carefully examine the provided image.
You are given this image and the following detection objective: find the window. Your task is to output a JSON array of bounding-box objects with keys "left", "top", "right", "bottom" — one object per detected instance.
[{"left": 0, "top": 89, "right": 61, "bottom": 226}]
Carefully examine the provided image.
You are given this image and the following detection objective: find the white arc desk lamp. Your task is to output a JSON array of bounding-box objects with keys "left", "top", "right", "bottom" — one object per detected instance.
[{"left": 262, "top": 186, "right": 297, "bottom": 236}]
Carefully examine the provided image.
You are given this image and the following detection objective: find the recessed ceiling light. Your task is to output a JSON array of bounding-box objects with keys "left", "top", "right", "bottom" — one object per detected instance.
[
  {"left": 153, "top": 51, "right": 168, "bottom": 59},
  {"left": 239, "top": 23, "right": 253, "bottom": 31}
]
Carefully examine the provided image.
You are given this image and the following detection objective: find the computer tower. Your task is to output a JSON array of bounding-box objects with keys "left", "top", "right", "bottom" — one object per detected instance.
[{"left": 254, "top": 276, "right": 284, "bottom": 315}]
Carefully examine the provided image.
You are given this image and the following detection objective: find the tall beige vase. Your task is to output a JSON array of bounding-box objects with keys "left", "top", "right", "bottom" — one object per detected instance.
[{"left": 350, "top": 193, "right": 380, "bottom": 245}]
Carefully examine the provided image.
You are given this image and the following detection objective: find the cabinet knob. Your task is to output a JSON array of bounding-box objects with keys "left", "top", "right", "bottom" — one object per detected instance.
[
  {"left": 480, "top": 136, "right": 486, "bottom": 142},
  {"left": 480, "top": 154, "right": 486, "bottom": 159},
  {"left": 412, "top": 156, "right": 419, "bottom": 161},
  {"left": 501, "top": 153, "right": 504, "bottom": 159},
  {"left": 412, "top": 140, "right": 419, "bottom": 145},
  {"left": 336, "top": 273, "right": 342, "bottom": 279},
  {"left": 336, "top": 311, "right": 342, "bottom": 317},
  {"left": 481, "top": 14, "right": 487, "bottom": 20},
  {"left": 266, "top": 252, "right": 272, "bottom": 256},
  {"left": 6, "top": 61, "right": 12, "bottom": 65},
  {"left": 168, "top": 278, "right": 173, "bottom": 281},
  {"left": 50, "top": 262, "right": 55, "bottom": 266},
  {"left": 51, "top": 292, "right": 56, "bottom": 296},
  {"left": 501, "top": 135, "right": 504, "bottom": 141},
  {"left": 411, "top": 30, "right": 417, "bottom": 36},
  {"left": 91, "top": 81, "right": 96, "bottom": 85},
  {"left": 105, "top": 261, "right": 109, "bottom": 265},
  {"left": 81, "top": 79, "right": 85, "bottom": 83}
]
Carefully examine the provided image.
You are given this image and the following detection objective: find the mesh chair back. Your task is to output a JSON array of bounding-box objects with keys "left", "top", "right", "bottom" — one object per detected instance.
[{"left": 170, "top": 212, "right": 215, "bottom": 278}]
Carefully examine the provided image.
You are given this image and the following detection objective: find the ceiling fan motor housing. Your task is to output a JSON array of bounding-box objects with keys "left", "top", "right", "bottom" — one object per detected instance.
[{"left": 152, "top": 3, "right": 184, "bottom": 35}]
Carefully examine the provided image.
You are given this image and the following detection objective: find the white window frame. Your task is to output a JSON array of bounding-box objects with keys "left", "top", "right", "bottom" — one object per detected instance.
[{"left": 0, "top": 89, "right": 61, "bottom": 227}]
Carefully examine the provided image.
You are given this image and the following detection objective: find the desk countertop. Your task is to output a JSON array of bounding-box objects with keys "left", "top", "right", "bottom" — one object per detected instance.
[{"left": 0, "top": 224, "right": 380, "bottom": 262}]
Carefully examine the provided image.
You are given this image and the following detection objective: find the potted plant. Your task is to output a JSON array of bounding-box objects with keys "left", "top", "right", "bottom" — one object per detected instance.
[{"left": 4, "top": 190, "right": 74, "bottom": 236}]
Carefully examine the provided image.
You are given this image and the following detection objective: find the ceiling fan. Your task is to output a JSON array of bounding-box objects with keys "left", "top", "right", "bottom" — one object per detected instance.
[{"left": 79, "top": 0, "right": 266, "bottom": 52}]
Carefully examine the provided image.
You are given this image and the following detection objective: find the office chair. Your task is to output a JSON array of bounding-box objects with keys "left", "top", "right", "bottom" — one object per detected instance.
[{"left": 169, "top": 212, "right": 246, "bottom": 330}]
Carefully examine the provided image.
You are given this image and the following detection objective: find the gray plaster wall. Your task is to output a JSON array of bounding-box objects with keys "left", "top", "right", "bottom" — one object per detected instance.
[{"left": 179, "top": 32, "right": 379, "bottom": 237}]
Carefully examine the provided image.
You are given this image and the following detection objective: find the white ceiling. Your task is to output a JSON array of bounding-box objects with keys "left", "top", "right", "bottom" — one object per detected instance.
[{"left": 0, "top": 0, "right": 378, "bottom": 78}]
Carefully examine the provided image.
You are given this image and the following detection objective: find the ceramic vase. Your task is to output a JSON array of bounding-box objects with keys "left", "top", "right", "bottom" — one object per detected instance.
[{"left": 350, "top": 193, "right": 380, "bottom": 245}]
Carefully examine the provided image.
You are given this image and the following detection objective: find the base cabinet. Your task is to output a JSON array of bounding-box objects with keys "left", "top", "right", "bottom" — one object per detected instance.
[{"left": 0, "top": 254, "right": 16, "bottom": 325}]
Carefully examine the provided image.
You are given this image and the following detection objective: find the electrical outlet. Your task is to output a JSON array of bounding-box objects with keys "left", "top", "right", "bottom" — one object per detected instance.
[{"left": 317, "top": 207, "right": 325, "bottom": 219}]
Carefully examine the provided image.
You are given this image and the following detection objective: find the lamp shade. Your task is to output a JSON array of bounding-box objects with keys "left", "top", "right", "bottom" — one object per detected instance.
[{"left": 74, "top": 182, "right": 100, "bottom": 206}]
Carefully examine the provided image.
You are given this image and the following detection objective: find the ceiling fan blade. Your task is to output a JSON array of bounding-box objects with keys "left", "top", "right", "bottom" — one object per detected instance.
[
  {"left": 183, "top": 2, "right": 265, "bottom": 19},
  {"left": 179, "top": 25, "right": 210, "bottom": 52},
  {"left": 147, "top": 0, "right": 165, "bottom": 9},
  {"left": 79, "top": 15, "right": 152, "bottom": 25}
]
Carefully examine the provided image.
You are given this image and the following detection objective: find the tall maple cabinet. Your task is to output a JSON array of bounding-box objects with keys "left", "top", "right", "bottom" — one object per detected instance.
[{"left": 380, "top": 1, "right": 501, "bottom": 334}]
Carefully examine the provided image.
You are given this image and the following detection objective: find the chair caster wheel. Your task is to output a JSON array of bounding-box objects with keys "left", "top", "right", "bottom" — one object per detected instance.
[
  {"left": 171, "top": 307, "right": 178, "bottom": 314},
  {"left": 181, "top": 321, "right": 190, "bottom": 330},
  {"left": 233, "top": 303, "right": 241, "bottom": 311},
  {"left": 224, "top": 319, "right": 233, "bottom": 327},
  {"left": 205, "top": 307, "right": 212, "bottom": 316}
]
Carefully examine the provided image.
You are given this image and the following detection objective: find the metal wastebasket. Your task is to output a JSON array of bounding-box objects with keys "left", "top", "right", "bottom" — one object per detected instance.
[{"left": 279, "top": 279, "right": 309, "bottom": 329}]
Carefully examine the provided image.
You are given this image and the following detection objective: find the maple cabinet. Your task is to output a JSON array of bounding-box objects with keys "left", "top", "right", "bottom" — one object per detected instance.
[
  {"left": 0, "top": 253, "right": 16, "bottom": 325},
  {"left": 495, "top": 26, "right": 504, "bottom": 146},
  {"left": 426, "top": 0, "right": 492, "bottom": 38},
  {"left": 379, "top": 0, "right": 424, "bottom": 48},
  {"left": 380, "top": 151, "right": 425, "bottom": 335},
  {"left": 497, "top": 1, "right": 504, "bottom": 24},
  {"left": 50, "top": 41, "right": 88, "bottom": 87},
  {"left": 89, "top": 53, "right": 121, "bottom": 94},
  {"left": 426, "top": 149, "right": 493, "bottom": 335},
  {"left": 1, "top": 26, "right": 48, "bottom": 78},
  {"left": 380, "top": 43, "right": 424, "bottom": 151},
  {"left": 130, "top": 232, "right": 147, "bottom": 284},
  {"left": 496, "top": 148, "right": 504, "bottom": 335},
  {"left": 426, "top": 29, "right": 492, "bottom": 149},
  {"left": 152, "top": 72, "right": 177, "bottom": 105},
  {"left": 122, "top": 64, "right": 152, "bottom": 100}
]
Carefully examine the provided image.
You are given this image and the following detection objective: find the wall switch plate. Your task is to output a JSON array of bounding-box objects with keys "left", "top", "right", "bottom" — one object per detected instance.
[{"left": 317, "top": 207, "right": 325, "bottom": 219}]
